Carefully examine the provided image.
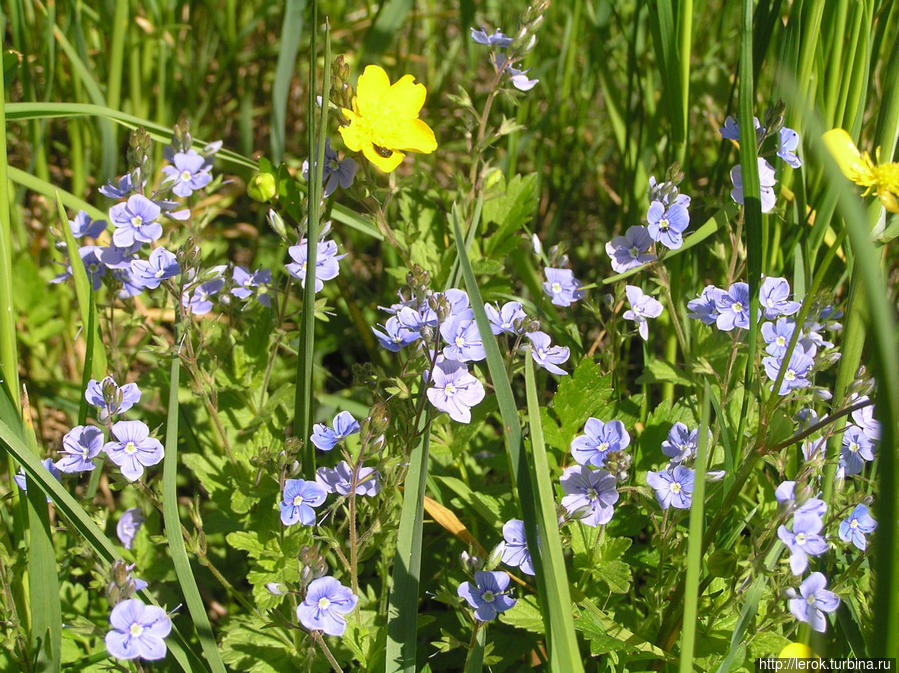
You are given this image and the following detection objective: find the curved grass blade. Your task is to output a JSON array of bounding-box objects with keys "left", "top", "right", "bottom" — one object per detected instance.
[
  {"left": 162, "top": 327, "right": 228, "bottom": 673},
  {"left": 271, "top": 0, "right": 306, "bottom": 164},
  {"left": 452, "top": 206, "right": 583, "bottom": 672}
]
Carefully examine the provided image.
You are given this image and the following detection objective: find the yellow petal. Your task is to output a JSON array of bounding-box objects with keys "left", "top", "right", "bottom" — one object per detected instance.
[
  {"left": 879, "top": 189, "right": 899, "bottom": 213},
  {"left": 778, "top": 643, "right": 816, "bottom": 659},
  {"left": 362, "top": 143, "right": 405, "bottom": 173},
  {"left": 395, "top": 118, "right": 437, "bottom": 154},
  {"left": 823, "top": 128, "right": 874, "bottom": 184},
  {"left": 338, "top": 117, "right": 365, "bottom": 153},
  {"left": 389, "top": 74, "right": 427, "bottom": 117},
  {"left": 355, "top": 65, "right": 392, "bottom": 118}
]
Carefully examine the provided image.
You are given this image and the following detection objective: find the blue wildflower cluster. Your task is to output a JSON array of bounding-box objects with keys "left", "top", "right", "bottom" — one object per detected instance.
[{"left": 560, "top": 417, "right": 627, "bottom": 526}]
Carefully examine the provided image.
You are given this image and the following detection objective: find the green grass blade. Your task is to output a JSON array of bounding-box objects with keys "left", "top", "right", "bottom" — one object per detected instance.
[
  {"left": 161, "top": 327, "right": 228, "bottom": 673},
  {"left": 56, "top": 191, "right": 106, "bottom": 377},
  {"left": 524, "top": 355, "right": 585, "bottom": 673},
  {"left": 385, "top": 420, "right": 430, "bottom": 673},
  {"left": 271, "top": 0, "right": 305, "bottom": 164},
  {"left": 463, "top": 625, "right": 486, "bottom": 673},
  {"left": 648, "top": 0, "right": 684, "bottom": 145},
  {"left": 452, "top": 207, "right": 583, "bottom": 672},
  {"left": 679, "top": 382, "right": 711, "bottom": 673}
]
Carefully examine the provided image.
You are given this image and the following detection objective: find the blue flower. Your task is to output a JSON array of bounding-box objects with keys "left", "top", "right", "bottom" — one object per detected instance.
[
  {"left": 719, "top": 115, "right": 765, "bottom": 143},
  {"left": 116, "top": 508, "right": 145, "bottom": 550},
  {"left": 714, "top": 282, "right": 752, "bottom": 331},
  {"left": 470, "top": 27, "right": 513, "bottom": 48},
  {"left": 55, "top": 425, "right": 105, "bottom": 473},
  {"left": 687, "top": 285, "right": 725, "bottom": 325},
  {"left": 103, "top": 421, "right": 164, "bottom": 482},
  {"left": 605, "top": 226, "right": 657, "bottom": 273},
  {"left": 51, "top": 245, "right": 106, "bottom": 290},
  {"left": 426, "top": 358, "right": 486, "bottom": 424},
  {"left": 623, "top": 285, "right": 664, "bottom": 340},
  {"left": 646, "top": 198, "right": 690, "bottom": 250},
  {"left": 99, "top": 174, "right": 138, "bottom": 199},
  {"left": 839, "top": 425, "right": 875, "bottom": 475},
  {"left": 457, "top": 570, "right": 516, "bottom": 621},
  {"left": 13, "top": 457, "right": 61, "bottom": 501},
  {"left": 303, "top": 138, "right": 357, "bottom": 198},
  {"left": 778, "top": 511, "right": 828, "bottom": 575},
  {"left": 231, "top": 266, "right": 272, "bottom": 307},
  {"left": 105, "top": 598, "right": 172, "bottom": 661},
  {"left": 372, "top": 315, "right": 421, "bottom": 351},
  {"left": 526, "top": 330, "right": 570, "bottom": 376},
  {"left": 759, "top": 276, "right": 801, "bottom": 319},
  {"left": 316, "top": 461, "right": 381, "bottom": 497},
  {"left": 492, "top": 53, "right": 539, "bottom": 91},
  {"left": 310, "top": 411, "right": 361, "bottom": 451},
  {"left": 500, "top": 519, "right": 534, "bottom": 575},
  {"left": 131, "top": 247, "right": 180, "bottom": 290},
  {"left": 296, "top": 576, "right": 357, "bottom": 636},
  {"left": 849, "top": 394, "right": 880, "bottom": 442},
  {"left": 661, "top": 423, "right": 699, "bottom": 464},
  {"left": 787, "top": 572, "right": 839, "bottom": 633},
  {"left": 730, "top": 159, "right": 777, "bottom": 213},
  {"left": 441, "top": 313, "right": 487, "bottom": 362},
  {"left": 286, "top": 238, "right": 344, "bottom": 293},
  {"left": 485, "top": 301, "right": 527, "bottom": 335},
  {"left": 279, "top": 479, "right": 327, "bottom": 526},
  {"left": 761, "top": 317, "right": 800, "bottom": 359},
  {"left": 762, "top": 350, "right": 815, "bottom": 396},
  {"left": 646, "top": 466, "right": 694, "bottom": 510},
  {"left": 109, "top": 195, "right": 163, "bottom": 247},
  {"left": 838, "top": 504, "right": 877, "bottom": 550},
  {"left": 570, "top": 418, "right": 630, "bottom": 468},
  {"left": 69, "top": 210, "right": 107, "bottom": 238},
  {"left": 542, "top": 267, "right": 584, "bottom": 307},
  {"left": 777, "top": 127, "right": 802, "bottom": 168},
  {"left": 184, "top": 278, "right": 225, "bottom": 316},
  {"left": 560, "top": 465, "right": 619, "bottom": 526},
  {"left": 162, "top": 150, "right": 212, "bottom": 197},
  {"left": 85, "top": 376, "right": 142, "bottom": 422}
]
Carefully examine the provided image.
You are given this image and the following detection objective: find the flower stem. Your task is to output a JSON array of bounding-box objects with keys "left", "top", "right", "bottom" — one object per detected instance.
[{"left": 312, "top": 631, "right": 344, "bottom": 672}]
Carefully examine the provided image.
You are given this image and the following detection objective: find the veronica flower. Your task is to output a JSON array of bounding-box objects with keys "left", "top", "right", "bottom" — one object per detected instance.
[
  {"left": 440, "top": 314, "right": 486, "bottom": 362},
  {"left": 372, "top": 316, "right": 421, "bottom": 351},
  {"left": 51, "top": 245, "right": 107, "bottom": 290},
  {"left": 85, "top": 376, "right": 142, "bottom": 422},
  {"left": 131, "top": 247, "right": 180, "bottom": 290},
  {"left": 55, "top": 425, "right": 105, "bottom": 473},
  {"left": 105, "top": 598, "right": 172, "bottom": 661},
  {"left": 69, "top": 210, "right": 107, "bottom": 239},
  {"left": 719, "top": 115, "right": 765, "bottom": 143},
  {"left": 570, "top": 418, "right": 630, "bottom": 468},
  {"left": 470, "top": 27, "right": 514, "bottom": 48},
  {"left": 763, "top": 350, "right": 815, "bottom": 396},
  {"left": 13, "top": 457, "right": 61, "bottom": 500},
  {"left": 109, "top": 195, "right": 163, "bottom": 247},
  {"left": 646, "top": 466, "right": 694, "bottom": 510},
  {"left": 773, "top": 481, "right": 827, "bottom": 521},
  {"left": 623, "top": 285, "right": 663, "bottom": 340},
  {"left": 457, "top": 571, "right": 516, "bottom": 621},
  {"left": 526, "top": 331, "right": 570, "bottom": 375},
  {"left": 777, "top": 511, "right": 828, "bottom": 575},
  {"left": 542, "top": 267, "right": 584, "bottom": 307},
  {"left": 560, "top": 465, "right": 619, "bottom": 526},
  {"left": 162, "top": 150, "right": 212, "bottom": 197},
  {"left": 605, "top": 226, "right": 657, "bottom": 273},
  {"left": 838, "top": 504, "right": 877, "bottom": 551},
  {"left": 687, "top": 285, "right": 725, "bottom": 325},
  {"left": 103, "top": 421, "right": 164, "bottom": 482},
  {"left": 426, "top": 358, "right": 485, "bottom": 424},
  {"left": 99, "top": 174, "right": 137, "bottom": 199},
  {"left": 279, "top": 479, "right": 327, "bottom": 526},
  {"left": 761, "top": 318, "right": 799, "bottom": 358},
  {"left": 778, "top": 127, "right": 802, "bottom": 168},
  {"left": 310, "top": 411, "right": 361, "bottom": 451},
  {"left": 485, "top": 301, "right": 527, "bottom": 335},
  {"left": 117, "top": 508, "right": 145, "bottom": 550},
  {"left": 730, "top": 158, "right": 777, "bottom": 213},
  {"left": 297, "top": 576, "right": 357, "bottom": 636},
  {"left": 839, "top": 425, "right": 875, "bottom": 475},
  {"left": 787, "top": 572, "right": 839, "bottom": 633},
  {"left": 316, "top": 461, "right": 381, "bottom": 497},
  {"left": 715, "top": 282, "right": 752, "bottom": 331},
  {"left": 286, "top": 238, "right": 344, "bottom": 292},
  {"left": 338, "top": 65, "right": 437, "bottom": 173},
  {"left": 230, "top": 266, "right": 272, "bottom": 307},
  {"left": 759, "top": 277, "right": 801, "bottom": 319},
  {"left": 500, "top": 519, "right": 534, "bottom": 575},
  {"left": 646, "top": 197, "right": 690, "bottom": 250},
  {"left": 661, "top": 423, "right": 699, "bottom": 464},
  {"left": 849, "top": 394, "right": 881, "bottom": 442},
  {"left": 302, "top": 138, "right": 357, "bottom": 197}
]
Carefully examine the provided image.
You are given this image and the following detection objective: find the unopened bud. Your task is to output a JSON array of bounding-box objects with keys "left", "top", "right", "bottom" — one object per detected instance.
[{"left": 249, "top": 172, "right": 277, "bottom": 202}]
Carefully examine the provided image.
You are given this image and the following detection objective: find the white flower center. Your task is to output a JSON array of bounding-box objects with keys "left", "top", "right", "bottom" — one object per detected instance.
[
  {"left": 629, "top": 245, "right": 640, "bottom": 258},
  {"left": 658, "top": 218, "right": 670, "bottom": 232},
  {"left": 455, "top": 336, "right": 465, "bottom": 347},
  {"left": 293, "top": 495, "right": 304, "bottom": 506},
  {"left": 180, "top": 170, "right": 192, "bottom": 182},
  {"left": 317, "top": 597, "right": 331, "bottom": 610},
  {"left": 551, "top": 282, "right": 562, "bottom": 293},
  {"left": 795, "top": 533, "right": 807, "bottom": 544},
  {"left": 850, "top": 519, "right": 859, "bottom": 529},
  {"left": 537, "top": 348, "right": 546, "bottom": 358},
  {"left": 124, "top": 441, "right": 138, "bottom": 455},
  {"left": 732, "top": 302, "right": 744, "bottom": 313},
  {"left": 129, "top": 623, "right": 144, "bottom": 637},
  {"left": 482, "top": 590, "right": 495, "bottom": 602},
  {"left": 155, "top": 268, "right": 166, "bottom": 278},
  {"left": 598, "top": 442, "right": 609, "bottom": 452},
  {"left": 671, "top": 482, "right": 682, "bottom": 494},
  {"left": 776, "top": 336, "right": 786, "bottom": 346},
  {"left": 785, "top": 370, "right": 796, "bottom": 381},
  {"left": 130, "top": 216, "right": 143, "bottom": 228},
  {"left": 806, "top": 594, "right": 816, "bottom": 606},
  {"left": 81, "top": 446, "right": 90, "bottom": 459},
  {"left": 443, "top": 384, "right": 457, "bottom": 396},
  {"left": 849, "top": 441, "right": 859, "bottom": 453}
]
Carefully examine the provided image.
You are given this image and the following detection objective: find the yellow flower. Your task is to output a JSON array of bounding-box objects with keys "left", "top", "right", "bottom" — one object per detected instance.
[
  {"left": 338, "top": 65, "right": 437, "bottom": 173},
  {"left": 778, "top": 642, "right": 816, "bottom": 659},
  {"left": 823, "top": 128, "right": 899, "bottom": 213}
]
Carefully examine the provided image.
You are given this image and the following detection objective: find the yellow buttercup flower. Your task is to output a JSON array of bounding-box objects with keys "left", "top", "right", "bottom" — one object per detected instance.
[
  {"left": 778, "top": 642, "right": 816, "bottom": 659},
  {"left": 338, "top": 65, "right": 437, "bottom": 173},
  {"left": 823, "top": 128, "right": 899, "bottom": 213}
]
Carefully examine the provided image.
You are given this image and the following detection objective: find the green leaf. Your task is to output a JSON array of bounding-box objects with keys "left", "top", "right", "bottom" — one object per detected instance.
[
  {"left": 635, "top": 359, "right": 693, "bottom": 386},
  {"left": 576, "top": 599, "right": 670, "bottom": 659},
  {"left": 482, "top": 173, "right": 539, "bottom": 257},
  {"left": 498, "top": 594, "right": 545, "bottom": 634}
]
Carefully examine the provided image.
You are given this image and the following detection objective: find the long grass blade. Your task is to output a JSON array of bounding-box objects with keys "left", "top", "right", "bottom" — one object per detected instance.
[
  {"left": 161, "top": 325, "right": 228, "bottom": 673},
  {"left": 271, "top": 0, "right": 306, "bottom": 164}
]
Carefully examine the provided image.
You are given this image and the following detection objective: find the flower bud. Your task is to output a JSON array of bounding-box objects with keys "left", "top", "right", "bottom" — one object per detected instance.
[{"left": 248, "top": 172, "right": 277, "bottom": 202}]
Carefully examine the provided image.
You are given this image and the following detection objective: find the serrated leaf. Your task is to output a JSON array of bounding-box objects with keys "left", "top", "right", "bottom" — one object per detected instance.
[
  {"left": 498, "top": 594, "right": 545, "bottom": 634},
  {"left": 595, "top": 560, "right": 631, "bottom": 594},
  {"left": 482, "top": 173, "right": 539, "bottom": 256},
  {"left": 575, "top": 599, "right": 670, "bottom": 659},
  {"left": 226, "top": 531, "right": 266, "bottom": 557}
]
